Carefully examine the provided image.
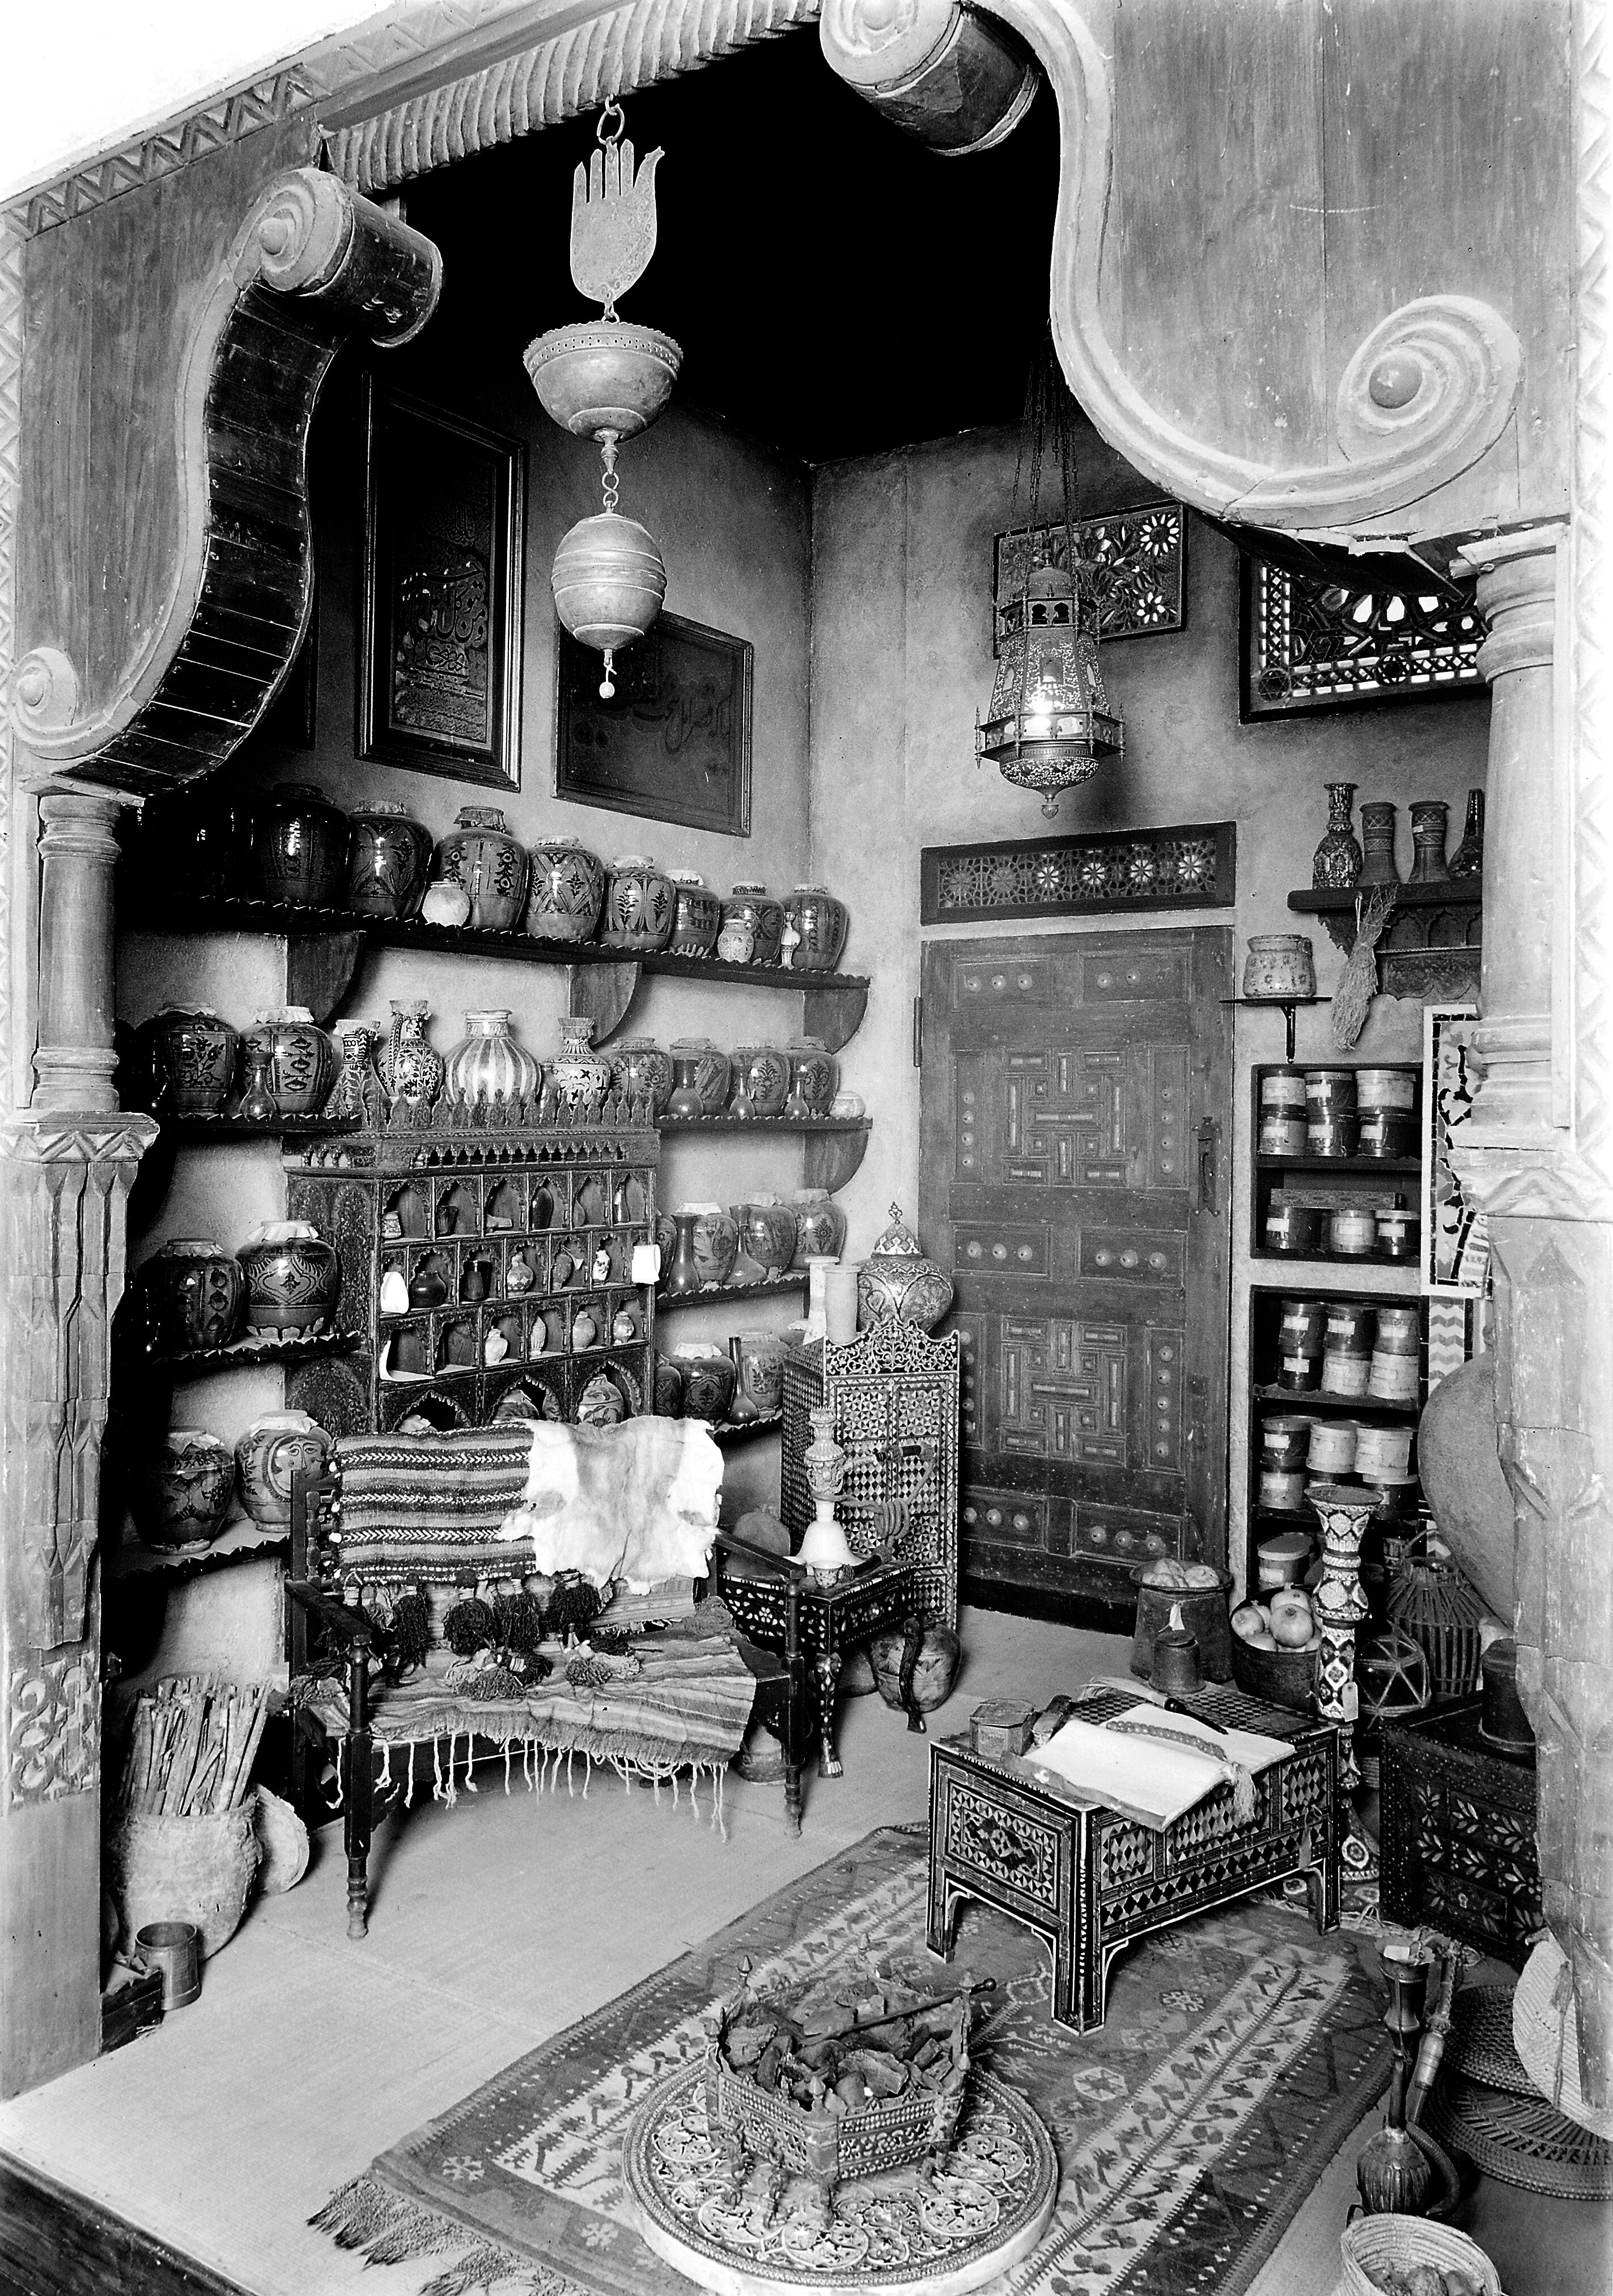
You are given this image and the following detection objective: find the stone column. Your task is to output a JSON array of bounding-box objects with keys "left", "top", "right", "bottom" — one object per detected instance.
[{"left": 33, "top": 790, "right": 121, "bottom": 1113}]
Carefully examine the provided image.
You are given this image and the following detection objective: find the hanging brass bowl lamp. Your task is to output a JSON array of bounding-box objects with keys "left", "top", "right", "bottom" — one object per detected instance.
[{"left": 524, "top": 99, "right": 681, "bottom": 696}]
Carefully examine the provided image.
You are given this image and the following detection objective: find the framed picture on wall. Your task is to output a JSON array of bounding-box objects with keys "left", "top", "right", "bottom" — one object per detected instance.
[
  {"left": 554, "top": 612, "right": 753, "bottom": 836},
  {"left": 358, "top": 380, "right": 524, "bottom": 788},
  {"left": 1422, "top": 1001, "right": 1490, "bottom": 1297}
]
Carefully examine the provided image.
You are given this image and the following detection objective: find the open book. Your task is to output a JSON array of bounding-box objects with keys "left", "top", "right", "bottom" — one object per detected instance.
[{"left": 1029, "top": 1705, "right": 1294, "bottom": 1831}]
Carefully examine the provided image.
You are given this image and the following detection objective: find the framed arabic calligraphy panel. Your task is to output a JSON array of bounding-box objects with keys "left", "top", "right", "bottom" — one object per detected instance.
[
  {"left": 555, "top": 611, "right": 753, "bottom": 836},
  {"left": 359, "top": 382, "right": 525, "bottom": 787}
]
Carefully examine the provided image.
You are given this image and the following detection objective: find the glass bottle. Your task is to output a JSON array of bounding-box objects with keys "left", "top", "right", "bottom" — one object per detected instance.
[{"left": 1448, "top": 788, "right": 1485, "bottom": 878}]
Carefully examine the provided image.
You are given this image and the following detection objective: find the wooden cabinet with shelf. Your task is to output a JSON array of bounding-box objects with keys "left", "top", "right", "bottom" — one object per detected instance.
[
  {"left": 1287, "top": 883, "right": 1480, "bottom": 1003},
  {"left": 1250, "top": 1062, "right": 1422, "bottom": 1269}
]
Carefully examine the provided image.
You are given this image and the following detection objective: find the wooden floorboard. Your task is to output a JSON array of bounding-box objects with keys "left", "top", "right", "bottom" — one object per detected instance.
[{"left": 0, "top": 2152, "right": 249, "bottom": 2296}]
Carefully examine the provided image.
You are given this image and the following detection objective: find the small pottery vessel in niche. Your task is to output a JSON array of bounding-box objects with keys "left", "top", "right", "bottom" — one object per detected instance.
[
  {"left": 442, "top": 1009, "right": 541, "bottom": 1106},
  {"left": 735, "top": 1199, "right": 798, "bottom": 1279},
  {"left": 601, "top": 854, "right": 676, "bottom": 951},
  {"left": 724, "top": 883, "right": 784, "bottom": 966},
  {"left": 669, "top": 1037, "right": 731, "bottom": 1118},
  {"left": 792, "top": 1188, "right": 847, "bottom": 1264},
  {"left": 685, "top": 1202, "right": 740, "bottom": 1287},
  {"left": 130, "top": 1430, "right": 236, "bottom": 1550},
  {"left": 674, "top": 1346, "right": 737, "bottom": 1424},
  {"left": 380, "top": 1000, "right": 444, "bottom": 1111},
  {"left": 571, "top": 1309, "right": 598, "bottom": 1351},
  {"left": 1408, "top": 799, "right": 1450, "bottom": 883},
  {"left": 507, "top": 1251, "right": 536, "bottom": 1296},
  {"left": 550, "top": 1014, "right": 613, "bottom": 1110},
  {"left": 1449, "top": 788, "right": 1484, "bottom": 878},
  {"left": 346, "top": 802, "right": 433, "bottom": 919},
  {"left": 1311, "top": 781, "right": 1362, "bottom": 890},
  {"left": 782, "top": 885, "right": 849, "bottom": 973},
  {"left": 235, "top": 1410, "right": 333, "bottom": 1528},
  {"left": 576, "top": 1372, "right": 627, "bottom": 1428},
  {"left": 242, "top": 1008, "right": 337, "bottom": 1116},
  {"left": 1242, "top": 936, "right": 1316, "bottom": 1002},
  {"left": 484, "top": 1329, "right": 510, "bottom": 1366},
  {"left": 1358, "top": 801, "right": 1400, "bottom": 885},
  {"left": 526, "top": 835, "right": 606, "bottom": 942},
  {"left": 830, "top": 1089, "right": 865, "bottom": 1120},
  {"left": 408, "top": 1262, "right": 449, "bottom": 1308},
  {"left": 731, "top": 1043, "right": 789, "bottom": 1119},
  {"left": 253, "top": 783, "right": 351, "bottom": 908},
  {"left": 432, "top": 806, "right": 530, "bottom": 931},
  {"left": 856, "top": 1204, "right": 954, "bottom": 1332},
  {"left": 236, "top": 1220, "right": 341, "bottom": 1337},
  {"left": 667, "top": 870, "right": 723, "bottom": 957},
  {"left": 134, "top": 1007, "right": 239, "bottom": 1116},
  {"left": 379, "top": 1268, "right": 410, "bottom": 1314},
  {"left": 140, "top": 786, "right": 256, "bottom": 901},
  {"left": 609, "top": 1036, "right": 674, "bottom": 1115},
  {"left": 786, "top": 1036, "right": 838, "bottom": 1118},
  {"left": 139, "top": 1240, "right": 244, "bottom": 1353},
  {"left": 612, "top": 1309, "right": 637, "bottom": 1343}
]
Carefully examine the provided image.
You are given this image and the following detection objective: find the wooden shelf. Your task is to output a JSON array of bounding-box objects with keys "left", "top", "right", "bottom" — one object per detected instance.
[
  {"left": 159, "top": 1113, "right": 363, "bottom": 1139},
  {"left": 657, "top": 1275, "right": 807, "bottom": 1312},
  {"left": 1287, "top": 882, "right": 1481, "bottom": 1000},
  {"left": 1253, "top": 1383, "right": 1421, "bottom": 1419},
  {"left": 109, "top": 1519, "right": 288, "bottom": 1578},
  {"left": 1256, "top": 1153, "right": 1421, "bottom": 1176},
  {"left": 659, "top": 1116, "right": 871, "bottom": 1192},
  {"left": 711, "top": 1410, "right": 784, "bottom": 1446},
  {"left": 1288, "top": 882, "right": 1482, "bottom": 917},
  {"left": 153, "top": 1331, "right": 362, "bottom": 1374},
  {"left": 1253, "top": 1247, "right": 1420, "bottom": 1269}
]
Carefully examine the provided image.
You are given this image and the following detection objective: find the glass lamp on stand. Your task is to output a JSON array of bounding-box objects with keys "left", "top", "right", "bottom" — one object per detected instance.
[{"left": 977, "top": 562, "right": 1124, "bottom": 817}]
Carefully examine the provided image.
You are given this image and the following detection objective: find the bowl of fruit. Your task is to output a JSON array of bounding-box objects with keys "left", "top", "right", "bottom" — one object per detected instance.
[{"left": 1228, "top": 1585, "right": 1320, "bottom": 1710}]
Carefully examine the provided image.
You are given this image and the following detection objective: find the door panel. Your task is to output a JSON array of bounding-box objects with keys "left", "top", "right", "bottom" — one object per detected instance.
[{"left": 920, "top": 928, "right": 1233, "bottom": 1607}]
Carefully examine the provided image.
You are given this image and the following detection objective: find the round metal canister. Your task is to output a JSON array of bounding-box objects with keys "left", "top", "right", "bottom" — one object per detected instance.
[
  {"left": 1276, "top": 1349, "right": 1321, "bottom": 1392},
  {"left": 1267, "top": 1202, "right": 1324, "bottom": 1253},
  {"left": 1279, "top": 1297, "right": 1327, "bottom": 1353},
  {"left": 1374, "top": 1304, "right": 1420, "bottom": 1353},
  {"left": 1329, "top": 1205, "right": 1378, "bottom": 1256},
  {"left": 1377, "top": 1205, "right": 1420, "bottom": 1260},
  {"left": 1321, "top": 1350, "right": 1373, "bottom": 1398},
  {"left": 1307, "top": 1111, "right": 1361, "bottom": 1157},
  {"left": 1368, "top": 1349, "right": 1420, "bottom": 1404},
  {"left": 1258, "top": 1111, "right": 1310, "bottom": 1155},
  {"left": 1260, "top": 1067, "right": 1308, "bottom": 1114},
  {"left": 1355, "top": 1422, "right": 1414, "bottom": 1478},
  {"left": 1356, "top": 1068, "right": 1417, "bottom": 1111},
  {"left": 1258, "top": 1531, "right": 1314, "bottom": 1589},
  {"left": 1359, "top": 1107, "right": 1419, "bottom": 1158},
  {"left": 1325, "top": 1300, "right": 1377, "bottom": 1354},
  {"left": 1305, "top": 1069, "right": 1358, "bottom": 1113},
  {"left": 1261, "top": 1414, "right": 1313, "bottom": 1468},
  {"left": 1259, "top": 1467, "right": 1310, "bottom": 1515},
  {"left": 1307, "top": 1417, "right": 1359, "bottom": 1474}
]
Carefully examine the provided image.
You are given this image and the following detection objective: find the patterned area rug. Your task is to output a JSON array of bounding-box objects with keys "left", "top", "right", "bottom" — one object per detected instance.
[{"left": 314, "top": 1824, "right": 1390, "bottom": 2296}]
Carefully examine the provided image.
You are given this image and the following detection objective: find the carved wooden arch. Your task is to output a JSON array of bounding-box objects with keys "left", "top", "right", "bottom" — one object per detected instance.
[{"left": 11, "top": 169, "right": 441, "bottom": 794}]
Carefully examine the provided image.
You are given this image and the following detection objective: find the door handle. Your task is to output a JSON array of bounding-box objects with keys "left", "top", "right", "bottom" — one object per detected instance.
[{"left": 1195, "top": 1116, "right": 1220, "bottom": 1214}]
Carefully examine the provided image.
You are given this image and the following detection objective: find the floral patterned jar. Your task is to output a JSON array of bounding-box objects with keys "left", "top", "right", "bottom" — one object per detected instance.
[
  {"left": 253, "top": 783, "right": 351, "bottom": 909},
  {"left": 235, "top": 1409, "right": 333, "bottom": 1528},
  {"left": 242, "top": 1007, "right": 337, "bottom": 1116},
  {"left": 684, "top": 1202, "right": 740, "bottom": 1286},
  {"left": 380, "top": 1000, "right": 444, "bottom": 1111},
  {"left": 785, "top": 1036, "right": 838, "bottom": 1119},
  {"left": 236, "top": 1220, "right": 341, "bottom": 1337},
  {"left": 526, "top": 835, "right": 605, "bottom": 943},
  {"left": 731, "top": 1044, "right": 789, "bottom": 1119},
  {"left": 138, "top": 1239, "right": 244, "bottom": 1353},
  {"left": 791, "top": 1189, "right": 847, "bottom": 1264},
  {"left": 735, "top": 1330, "right": 786, "bottom": 1417},
  {"left": 134, "top": 1007, "right": 239, "bottom": 1116},
  {"left": 432, "top": 806, "right": 530, "bottom": 931},
  {"left": 667, "top": 870, "right": 723, "bottom": 958},
  {"left": 609, "top": 1036, "right": 674, "bottom": 1115},
  {"left": 734, "top": 1198, "right": 798, "bottom": 1279},
  {"left": 716, "top": 912, "right": 755, "bottom": 964},
  {"left": 442, "top": 1009, "right": 541, "bottom": 1106},
  {"left": 550, "top": 1014, "right": 613, "bottom": 1109},
  {"left": 856, "top": 1204, "right": 954, "bottom": 1332},
  {"left": 724, "top": 883, "right": 784, "bottom": 967},
  {"left": 782, "top": 885, "right": 850, "bottom": 972},
  {"left": 346, "top": 802, "right": 433, "bottom": 919},
  {"left": 602, "top": 854, "right": 676, "bottom": 951},
  {"left": 669, "top": 1038, "right": 731, "bottom": 1119}
]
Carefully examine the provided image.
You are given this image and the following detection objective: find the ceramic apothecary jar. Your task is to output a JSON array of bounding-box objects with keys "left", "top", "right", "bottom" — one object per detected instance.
[
  {"left": 526, "top": 835, "right": 606, "bottom": 942},
  {"left": 242, "top": 1008, "right": 338, "bottom": 1116},
  {"left": 252, "top": 783, "right": 351, "bottom": 908},
  {"left": 432, "top": 806, "right": 530, "bottom": 930},
  {"left": 733, "top": 1199, "right": 798, "bottom": 1279},
  {"left": 346, "top": 802, "right": 434, "bottom": 919},
  {"left": 236, "top": 1221, "right": 341, "bottom": 1337},
  {"left": 667, "top": 870, "right": 723, "bottom": 958},
  {"left": 442, "top": 1009, "right": 541, "bottom": 1106},
  {"left": 550, "top": 1015, "right": 613, "bottom": 1109},
  {"left": 1242, "top": 936, "right": 1316, "bottom": 1001},
  {"left": 782, "top": 885, "right": 850, "bottom": 972},
  {"left": 602, "top": 854, "right": 676, "bottom": 951},
  {"left": 380, "top": 1000, "right": 445, "bottom": 1111},
  {"left": 729, "top": 1043, "right": 790, "bottom": 1120},
  {"left": 784, "top": 1036, "right": 838, "bottom": 1119},
  {"left": 673, "top": 1344, "right": 737, "bottom": 1424},
  {"left": 792, "top": 1189, "right": 847, "bottom": 1264},
  {"left": 684, "top": 1202, "right": 740, "bottom": 1287},
  {"left": 134, "top": 1007, "right": 239, "bottom": 1116},
  {"left": 609, "top": 1036, "right": 674, "bottom": 1115},
  {"left": 138, "top": 1240, "right": 244, "bottom": 1353},
  {"left": 723, "top": 883, "right": 784, "bottom": 967},
  {"left": 130, "top": 1431, "right": 236, "bottom": 1550},
  {"left": 235, "top": 1410, "right": 333, "bottom": 1528},
  {"left": 856, "top": 1204, "right": 954, "bottom": 1332}
]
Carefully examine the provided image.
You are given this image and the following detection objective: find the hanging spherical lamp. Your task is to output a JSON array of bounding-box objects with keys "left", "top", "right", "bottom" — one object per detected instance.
[{"left": 551, "top": 500, "right": 668, "bottom": 698}]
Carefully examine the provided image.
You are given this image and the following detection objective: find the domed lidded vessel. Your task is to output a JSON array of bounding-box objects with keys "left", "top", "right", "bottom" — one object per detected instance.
[
  {"left": 857, "top": 1204, "right": 954, "bottom": 1332},
  {"left": 442, "top": 1009, "right": 541, "bottom": 1106}
]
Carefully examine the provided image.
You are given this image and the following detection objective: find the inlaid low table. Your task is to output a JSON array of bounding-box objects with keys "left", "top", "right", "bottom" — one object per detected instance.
[{"left": 926, "top": 1685, "right": 1342, "bottom": 2033}]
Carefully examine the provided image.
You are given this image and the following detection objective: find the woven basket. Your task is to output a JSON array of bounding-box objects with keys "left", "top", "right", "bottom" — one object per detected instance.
[
  {"left": 1338, "top": 2214, "right": 1502, "bottom": 2296},
  {"left": 106, "top": 1804, "right": 261, "bottom": 1959},
  {"left": 1229, "top": 1634, "right": 1316, "bottom": 1712}
]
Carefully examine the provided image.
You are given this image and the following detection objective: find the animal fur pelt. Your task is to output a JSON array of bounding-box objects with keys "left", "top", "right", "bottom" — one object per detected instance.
[{"left": 496, "top": 1418, "right": 722, "bottom": 1591}]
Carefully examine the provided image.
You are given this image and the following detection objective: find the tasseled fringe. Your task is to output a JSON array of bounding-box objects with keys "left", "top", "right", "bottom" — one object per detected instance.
[
  {"left": 310, "top": 2175, "right": 568, "bottom": 2296},
  {"left": 405, "top": 1740, "right": 419, "bottom": 1809},
  {"left": 332, "top": 1738, "right": 344, "bottom": 1810},
  {"left": 378, "top": 1741, "right": 393, "bottom": 1793}
]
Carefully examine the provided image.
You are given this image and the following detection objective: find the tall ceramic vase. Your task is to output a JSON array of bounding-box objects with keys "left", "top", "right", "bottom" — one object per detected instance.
[
  {"left": 380, "top": 1000, "right": 443, "bottom": 1111},
  {"left": 1308, "top": 1482, "right": 1374, "bottom": 1792},
  {"left": 1311, "top": 783, "right": 1362, "bottom": 890},
  {"left": 442, "top": 1009, "right": 541, "bottom": 1107}
]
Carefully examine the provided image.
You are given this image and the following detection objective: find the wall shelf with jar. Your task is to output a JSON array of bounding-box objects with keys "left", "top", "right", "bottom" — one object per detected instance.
[{"left": 657, "top": 1275, "right": 807, "bottom": 1315}]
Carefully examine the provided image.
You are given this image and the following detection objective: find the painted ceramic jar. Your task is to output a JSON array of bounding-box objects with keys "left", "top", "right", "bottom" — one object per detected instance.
[
  {"left": 716, "top": 913, "right": 755, "bottom": 964},
  {"left": 724, "top": 883, "right": 784, "bottom": 967},
  {"left": 791, "top": 1189, "right": 847, "bottom": 1264},
  {"left": 653, "top": 1355, "right": 685, "bottom": 1415},
  {"left": 138, "top": 1240, "right": 244, "bottom": 1353},
  {"left": 135, "top": 1007, "right": 239, "bottom": 1116},
  {"left": 130, "top": 1431, "right": 236, "bottom": 1550},
  {"left": 442, "top": 1009, "right": 541, "bottom": 1107},
  {"left": 234, "top": 1410, "right": 333, "bottom": 1528},
  {"left": 1359, "top": 801, "right": 1400, "bottom": 886},
  {"left": 432, "top": 806, "right": 531, "bottom": 930},
  {"left": 674, "top": 1347, "right": 737, "bottom": 1424},
  {"left": 1408, "top": 799, "right": 1450, "bottom": 883},
  {"left": 601, "top": 854, "right": 676, "bottom": 951},
  {"left": 667, "top": 870, "right": 723, "bottom": 958},
  {"left": 346, "top": 802, "right": 432, "bottom": 919},
  {"left": 669, "top": 1038, "right": 731, "bottom": 1119},
  {"left": 242, "top": 1008, "right": 337, "bottom": 1116},
  {"left": 253, "top": 783, "right": 350, "bottom": 908},
  {"left": 685, "top": 1202, "right": 740, "bottom": 1287},
  {"left": 139, "top": 786, "right": 257, "bottom": 902},
  {"left": 1311, "top": 781, "right": 1362, "bottom": 890},
  {"left": 236, "top": 1220, "right": 341, "bottom": 1336},
  {"left": 735, "top": 1200, "right": 799, "bottom": 1280},
  {"left": 380, "top": 1000, "right": 444, "bottom": 1110},
  {"left": 609, "top": 1036, "right": 674, "bottom": 1115},
  {"left": 731, "top": 1043, "right": 790, "bottom": 1119},
  {"left": 550, "top": 1014, "right": 613, "bottom": 1109},
  {"left": 782, "top": 885, "right": 849, "bottom": 972},
  {"left": 1242, "top": 936, "right": 1316, "bottom": 1001},
  {"left": 735, "top": 1330, "right": 786, "bottom": 1417},
  {"left": 526, "top": 835, "right": 606, "bottom": 943},
  {"left": 786, "top": 1037, "right": 838, "bottom": 1119},
  {"left": 856, "top": 1204, "right": 954, "bottom": 1332},
  {"left": 325, "top": 1022, "right": 381, "bottom": 1123}
]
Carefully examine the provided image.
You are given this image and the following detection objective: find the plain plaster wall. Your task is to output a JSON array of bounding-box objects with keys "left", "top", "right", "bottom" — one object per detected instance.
[{"left": 808, "top": 423, "right": 1492, "bottom": 1595}]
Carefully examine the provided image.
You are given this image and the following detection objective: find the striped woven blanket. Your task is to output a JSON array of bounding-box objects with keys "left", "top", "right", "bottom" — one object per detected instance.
[{"left": 331, "top": 1426, "right": 540, "bottom": 1585}]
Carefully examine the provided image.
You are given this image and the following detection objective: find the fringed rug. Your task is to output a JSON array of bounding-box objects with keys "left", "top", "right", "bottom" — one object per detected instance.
[{"left": 313, "top": 1823, "right": 1391, "bottom": 2296}]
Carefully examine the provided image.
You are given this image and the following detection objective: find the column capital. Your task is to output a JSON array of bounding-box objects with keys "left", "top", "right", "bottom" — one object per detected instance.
[{"left": 1452, "top": 521, "right": 1566, "bottom": 680}]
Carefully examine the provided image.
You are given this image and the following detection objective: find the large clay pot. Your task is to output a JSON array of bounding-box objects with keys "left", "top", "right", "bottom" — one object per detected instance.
[
  {"left": 106, "top": 1804, "right": 261, "bottom": 1961},
  {"left": 735, "top": 1199, "right": 798, "bottom": 1279},
  {"left": 792, "top": 1189, "right": 847, "bottom": 1264},
  {"left": 609, "top": 1036, "right": 674, "bottom": 1115},
  {"left": 667, "top": 871, "right": 723, "bottom": 957},
  {"left": 442, "top": 1009, "right": 541, "bottom": 1107},
  {"left": 857, "top": 1205, "right": 954, "bottom": 1332},
  {"left": 252, "top": 783, "right": 351, "bottom": 908},
  {"left": 550, "top": 1014, "right": 613, "bottom": 1110},
  {"left": 139, "top": 786, "right": 256, "bottom": 900},
  {"left": 724, "top": 883, "right": 784, "bottom": 967},
  {"left": 432, "top": 806, "right": 530, "bottom": 931},
  {"left": 139, "top": 1240, "right": 244, "bottom": 1353},
  {"left": 1242, "top": 936, "right": 1317, "bottom": 1000},
  {"left": 685, "top": 1202, "right": 740, "bottom": 1286},
  {"left": 601, "top": 854, "right": 676, "bottom": 951},
  {"left": 526, "top": 835, "right": 606, "bottom": 943},
  {"left": 870, "top": 1621, "right": 962, "bottom": 1720},
  {"left": 234, "top": 1410, "right": 333, "bottom": 1528},
  {"left": 346, "top": 802, "right": 433, "bottom": 919},
  {"left": 236, "top": 1221, "right": 341, "bottom": 1337},
  {"left": 1418, "top": 1353, "right": 1514, "bottom": 1619},
  {"left": 134, "top": 1008, "right": 239, "bottom": 1116},
  {"left": 785, "top": 1036, "right": 838, "bottom": 1117},
  {"left": 783, "top": 885, "right": 850, "bottom": 972},
  {"left": 241, "top": 1008, "right": 337, "bottom": 1116},
  {"left": 129, "top": 1430, "right": 236, "bottom": 1549},
  {"left": 674, "top": 1347, "right": 737, "bottom": 1423},
  {"left": 731, "top": 1044, "right": 789, "bottom": 1119}
]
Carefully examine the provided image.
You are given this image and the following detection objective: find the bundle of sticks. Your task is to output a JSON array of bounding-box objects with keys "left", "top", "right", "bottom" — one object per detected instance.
[{"left": 117, "top": 1676, "right": 270, "bottom": 1818}]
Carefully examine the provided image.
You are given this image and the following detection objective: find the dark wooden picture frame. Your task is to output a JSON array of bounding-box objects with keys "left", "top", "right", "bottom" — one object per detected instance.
[
  {"left": 358, "top": 380, "right": 524, "bottom": 788},
  {"left": 554, "top": 611, "right": 753, "bottom": 837}
]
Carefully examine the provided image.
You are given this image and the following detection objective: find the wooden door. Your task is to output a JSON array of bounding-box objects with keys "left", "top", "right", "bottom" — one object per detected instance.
[{"left": 919, "top": 928, "right": 1233, "bottom": 1609}]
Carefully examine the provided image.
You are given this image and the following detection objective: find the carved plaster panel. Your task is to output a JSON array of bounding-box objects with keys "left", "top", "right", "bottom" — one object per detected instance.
[{"left": 3, "top": 1644, "right": 98, "bottom": 1810}]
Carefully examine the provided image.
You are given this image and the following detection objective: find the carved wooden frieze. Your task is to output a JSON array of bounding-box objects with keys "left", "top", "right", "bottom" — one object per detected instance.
[
  {"left": 994, "top": 503, "right": 1185, "bottom": 653},
  {"left": 3, "top": 1646, "right": 99, "bottom": 1811},
  {"left": 920, "top": 822, "right": 1234, "bottom": 925}
]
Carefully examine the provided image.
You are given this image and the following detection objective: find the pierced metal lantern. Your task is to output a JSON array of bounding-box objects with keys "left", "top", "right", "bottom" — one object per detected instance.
[{"left": 977, "top": 563, "right": 1124, "bottom": 817}]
